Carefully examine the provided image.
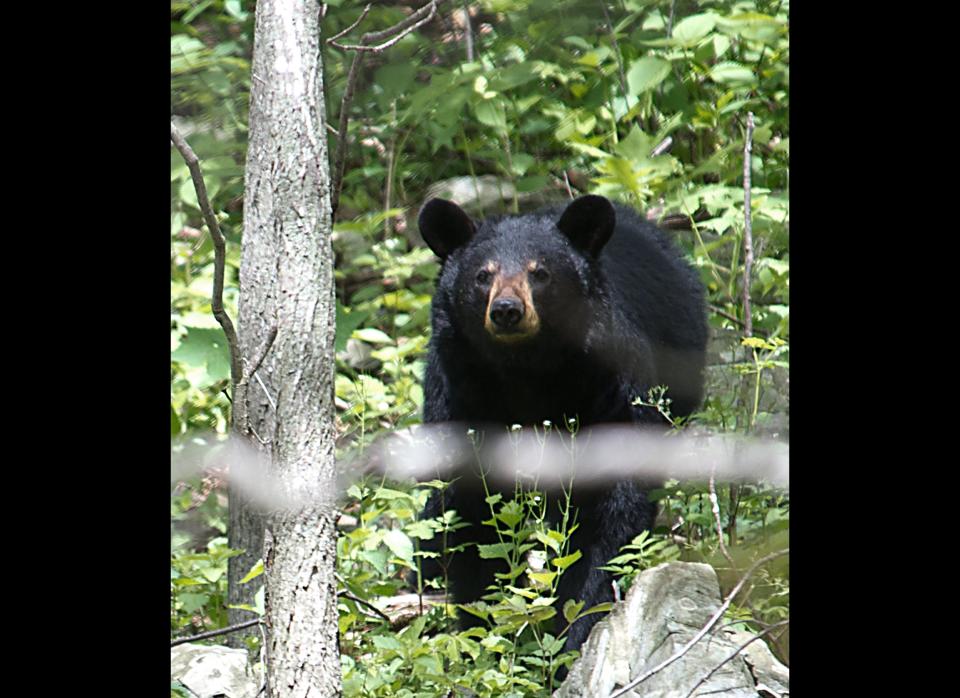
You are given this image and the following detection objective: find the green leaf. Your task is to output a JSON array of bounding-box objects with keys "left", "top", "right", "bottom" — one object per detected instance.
[
  {"left": 563, "top": 36, "right": 593, "bottom": 51},
  {"left": 372, "top": 635, "right": 401, "bottom": 651},
  {"left": 177, "top": 592, "right": 209, "bottom": 613},
  {"left": 710, "top": 62, "right": 756, "bottom": 85},
  {"left": 171, "top": 405, "right": 181, "bottom": 436},
  {"left": 517, "top": 175, "right": 549, "bottom": 193},
  {"left": 382, "top": 529, "right": 414, "bottom": 563},
  {"left": 239, "top": 559, "right": 264, "bottom": 584},
  {"left": 224, "top": 0, "right": 249, "bottom": 21},
  {"left": 626, "top": 57, "right": 671, "bottom": 95},
  {"left": 182, "top": 0, "right": 214, "bottom": 24},
  {"left": 371, "top": 487, "right": 414, "bottom": 501},
  {"left": 614, "top": 125, "right": 656, "bottom": 161},
  {"left": 489, "top": 62, "right": 539, "bottom": 91},
  {"left": 474, "top": 99, "right": 508, "bottom": 134},
  {"left": 528, "top": 570, "right": 558, "bottom": 585},
  {"left": 534, "top": 531, "right": 561, "bottom": 553},
  {"left": 171, "top": 327, "right": 231, "bottom": 387},
  {"left": 352, "top": 327, "right": 394, "bottom": 345},
  {"left": 671, "top": 14, "right": 717, "bottom": 46},
  {"left": 510, "top": 153, "right": 535, "bottom": 176},
  {"left": 551, "top": 549, "right": 583, "bottom": 570},
  {"left": 200, "top": 566, "right": 225, "bottom": 583},
  {"left": 579, "top": 602, "right": 614, "bottom": 617},
  {"left": 563, "top": 599, "right": 584, "bottom": 623},
  {"left": 375, "top": 62, "right": 417, "bottom": 100},
  {"left": 477, "top": 542, "right": 514, "bottom": 560},
  {"left": 335, "top": 303, "right": 369, "bottom": 353}
]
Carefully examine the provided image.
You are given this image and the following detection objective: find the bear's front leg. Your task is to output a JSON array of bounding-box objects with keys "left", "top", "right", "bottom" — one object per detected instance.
[
  {"left": 554, "top": 480, "right": 657, "bottom": 654},
  {"left": 413, "top": 482, "right": 508, "bottom": 629}
]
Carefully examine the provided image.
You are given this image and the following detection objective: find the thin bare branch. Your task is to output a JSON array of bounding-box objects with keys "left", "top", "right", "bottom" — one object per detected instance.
[
  {"left": 650, "top": 136, "right": 673, "bottom": 156},
  {"left": 170, "top": 122, "right": 242, "bottom": 388},
  {"left": 609, "top": 548, "right": 789, "bottom": 698},
  {"left": 326, "top": 4, "right": 372, "bottom": 44},
  {"left": 709, "top": 465, "right": 736, "bottom": 569},
  {"left": 743, "top": 112, "right": 755, "bottom": 338},
  {"left": 330, "top": 52, "right": 364, "bottom": 220},
  {"left": 338, "top": 590, "right": 391, "bottom": 623},
  {"left": 171, "top": 618, "right": 262, "bottom": 647},
  {"left": 330, "top": 0, "right": 439, "bottom": 51},
  {"left": 683, "top": 619, "right": 790, "bottom": 698},
  {"left": 598, "top": 0, "right": 632, "bottom": 129},
  {"left": 562, "top": 170, "right": 574, "bottom": 199},
  {"left": 462, "top": 1, "right": 474, "bottom": 61},
  {"left": 255, "top": 371, "right": 277, "bottom": 412},
  {"left": 709, "top": 303, "right": 745, "bottom": 328},
  {"left": 329, "top": 0, "right": 446, "bottom": 220},
  {"left": 245, "top": 326, "right": 278, "bottom": 382}
]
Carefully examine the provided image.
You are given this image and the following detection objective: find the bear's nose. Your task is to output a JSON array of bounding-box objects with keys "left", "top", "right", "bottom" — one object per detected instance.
[{"left": 489, "top": 298, "right": 524, "bottom": 328}]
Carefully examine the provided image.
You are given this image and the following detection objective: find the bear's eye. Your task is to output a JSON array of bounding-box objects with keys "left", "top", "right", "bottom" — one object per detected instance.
[
  {"left": 530, "top": 267, "right": 550, "bottom": 283},
  {"left": 476, "top": 269, "right": 493, "bottom": 285}
]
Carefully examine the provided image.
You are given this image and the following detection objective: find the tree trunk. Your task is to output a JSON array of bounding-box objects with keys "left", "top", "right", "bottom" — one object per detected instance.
[{"left": 232, "top": 0, "right": 341, "bottom": 694}]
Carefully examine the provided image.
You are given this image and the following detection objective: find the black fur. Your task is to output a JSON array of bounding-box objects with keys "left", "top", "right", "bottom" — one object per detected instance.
[{"left": 416, "top": 195, "right": 708, "bottom": 658}]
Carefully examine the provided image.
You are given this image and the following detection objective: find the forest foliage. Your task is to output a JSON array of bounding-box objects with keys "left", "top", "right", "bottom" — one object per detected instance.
[{"left": 171, "top": 1, "right": 789, "bottom": 694}]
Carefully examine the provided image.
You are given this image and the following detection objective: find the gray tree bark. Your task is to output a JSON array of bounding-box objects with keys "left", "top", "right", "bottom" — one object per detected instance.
[{"left": 230, "top": 0, "right": 341, "bottom": 694}]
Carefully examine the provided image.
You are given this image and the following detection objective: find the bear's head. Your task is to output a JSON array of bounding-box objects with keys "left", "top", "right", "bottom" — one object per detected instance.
[{"left": 419, "top": 195, "right": 617, "bottom": 361}]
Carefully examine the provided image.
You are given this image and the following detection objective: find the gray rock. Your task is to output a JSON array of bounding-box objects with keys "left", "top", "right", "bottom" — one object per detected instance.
[
  {"left": 554, "top": 562, "right": 789, "bottom": 698},
  {"left": 338, "top": 338, "right": 381, "bottom": 372},
  {"left": 171, "top": 643, "right": 258, "bottom": 698}
]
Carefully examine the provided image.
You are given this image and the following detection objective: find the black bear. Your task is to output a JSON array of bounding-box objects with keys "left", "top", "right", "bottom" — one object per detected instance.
[{"left": 415, "top": 194, "right": 708, "bottom": 659}]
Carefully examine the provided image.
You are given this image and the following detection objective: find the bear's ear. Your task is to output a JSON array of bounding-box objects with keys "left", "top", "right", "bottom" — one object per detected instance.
[
  {"left": 418, "top": 199, "right": 476, "bottom": 259},
  {"left": 556, "top": 195, "right": 616, "bottom": 256}
]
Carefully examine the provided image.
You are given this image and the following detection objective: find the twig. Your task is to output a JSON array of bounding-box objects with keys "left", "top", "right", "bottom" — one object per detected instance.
[
  {"left": 743, "top": 112, "right": 755, "bottom": 339},
  {"left": 331, "top": 52, "right": 364, "bottom": 220},
  {"left": 708, "top": 465, "right": 736, "bottom": 569},
  {"left": 682, "top": 619, "right": 790, "bottom": 698},
  {"left": 257, "top": 618, "right": 268, "bottom": 694},
  {"left": 170, "top": 122, "right": 242, "bottom": 388},
  {"left": 562, "top": 170, "right": 574, "bottom": 199},
  {"left": 329, "top": 0, "right": 445, "bottom": 220},
  {"left": 171, "top": 618, "right": 262, "bottom": 647},
  {"left": 337, "top": 590, "right": 392, "bottom": 623},
  {"left": 728, "top": 113, "right": 757, "bottom": 548},
  {"left": 462, "top": 1, "right": 474, "bottom": 61},
  {"left": 328, "top": 0, "right": 439, "bottom": 51},
  {"left": 708, "top": 304, "right": 745, "bottom": 328},
  {"left": 255, "top": 372, "right": 278, "bottom": 412},
  {"left": 325, "top": 4, "right": 372, "bottom": 44},
  {"left": 728, "top": 484, "right": 740, "bottom": 546},
  {"left": 598, "top": 0, "right": 632, "bottom": 129},
  {"left": 650, "top": 136, "right": 673, "bottom": 156},
  {"left": 246, "top": 326, "right": 278, "bottom": 382},
  {"left": 609, "top": 548, "right": 789, "bottom": 698}
]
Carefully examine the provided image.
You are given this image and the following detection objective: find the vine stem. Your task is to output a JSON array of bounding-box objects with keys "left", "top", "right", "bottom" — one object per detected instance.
[
  {"left": 743, "top": 112, "right": 755, "bottom": 338},
  {"left": 170, "top": 122, "right": 241, "bottom": 389}
]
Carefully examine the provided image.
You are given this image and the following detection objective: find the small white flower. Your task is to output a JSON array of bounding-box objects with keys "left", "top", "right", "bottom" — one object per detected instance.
[{"left": 510, "top": 423, "right": 522, "bottom": 432}]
